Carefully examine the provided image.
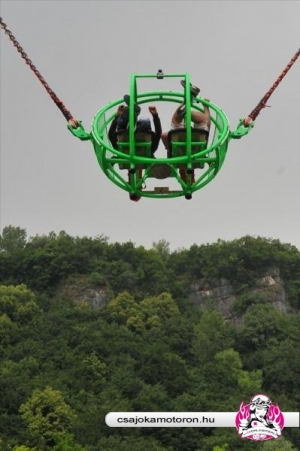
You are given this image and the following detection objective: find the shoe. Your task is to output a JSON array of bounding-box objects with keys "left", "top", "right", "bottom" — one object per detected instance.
[
  {"left": 129, "top": 193, "right": 141, "bottom": 202},
  {"left": 128, "top": 169, "right": 143, "bottom": 202},
  {"left": 123, "top": 95, "right": 141, "bottom": 115},
  {"left": 123, "top": 94, "right": 130, "bottom": 106},
  {"left": 180, "top": 80, "right": 200, "bottom": 98},
  {"left": 179, "top": 169, "right": 195, "bottom": 184},
  {"left": 176, "top": 104, "right": 186, "bottom": 117}
]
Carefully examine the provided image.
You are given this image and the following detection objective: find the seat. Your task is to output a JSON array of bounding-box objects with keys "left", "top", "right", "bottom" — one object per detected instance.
[
  {"left": 167, "top": 128, "right": 209, "bottom": 169},
  {"left": 116, "top": 130, "right": 154, "bottom": 170}
]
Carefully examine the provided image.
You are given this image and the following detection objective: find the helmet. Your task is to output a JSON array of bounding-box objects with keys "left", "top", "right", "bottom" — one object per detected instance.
[{"left": 135, "top": 118, "right": 152, "bottom": 132}]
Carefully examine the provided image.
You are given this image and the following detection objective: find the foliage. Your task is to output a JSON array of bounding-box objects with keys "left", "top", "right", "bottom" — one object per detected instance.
[
  {"left": 107, "top": 291, "right": 180, "bottom": 331},
  {"left": 0, "top": 227, "right": 299, "bottom": 450},
  {"left": 0, "top": 225, "right": 27, "bottom": 253},
  {"left": 261, "top": 436, "right": 298, "bottom": 450},
  {"left": 19, "top": 386, "right": 76, "bottom": 449}
]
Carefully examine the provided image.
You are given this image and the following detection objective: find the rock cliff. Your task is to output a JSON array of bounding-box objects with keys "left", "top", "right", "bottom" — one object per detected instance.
[{"left": 189, "top": 267, "right": 288, "bottom": 326}]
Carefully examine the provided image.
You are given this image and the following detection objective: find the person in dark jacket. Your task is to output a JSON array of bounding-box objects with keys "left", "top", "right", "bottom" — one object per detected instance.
[
  {"left": 108, "top": 100, "right": 162, "bottom": 202},
  {"left": 108, "top": 103, "right": 162, "bottom": 157}
]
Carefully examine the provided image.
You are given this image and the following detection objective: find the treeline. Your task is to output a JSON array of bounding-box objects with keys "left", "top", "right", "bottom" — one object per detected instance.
[
  {"left": 0, "top": 226, "right": 299, "bottom": 450},
  {"left": 1, "top": 226, "right": 300, "bottom": 308}
]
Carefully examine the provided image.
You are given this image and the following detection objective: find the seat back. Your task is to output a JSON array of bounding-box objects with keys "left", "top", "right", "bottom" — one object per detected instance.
[
  {"left": 168, "top": 128, "right": 209, "bottom": 168},
  {"left": 117, "top": 130, "right": 153, "bottom": 170}
]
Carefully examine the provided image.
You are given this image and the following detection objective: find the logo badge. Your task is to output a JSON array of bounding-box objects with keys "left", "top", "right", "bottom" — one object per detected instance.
[{"left": 236, "top": 394, "right": 284, "bottom": 441}]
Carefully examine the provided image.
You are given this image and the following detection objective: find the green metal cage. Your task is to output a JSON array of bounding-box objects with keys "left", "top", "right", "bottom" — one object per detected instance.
[{"left": 69, "top": 72, "right": 253, "bottom": 200}]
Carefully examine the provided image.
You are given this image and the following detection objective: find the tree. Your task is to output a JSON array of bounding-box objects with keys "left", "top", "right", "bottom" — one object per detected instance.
[
  {"left": 107, "top": 292, "right": 180, "bottom": 332},
  {"left": 192, "top": 310, "right": 235, "bottom": 364},
  {"left": 107, "top": 292, "right": 143, "bottom": 330},
  {"left": 0, "top": 284, "right": 42, "bottom": 327},
  {"left": 0, "top": 226, "right": 27, "bottom": 253},
  {"left": 212, "top": 445, "right": 229, "bottom": 451},
  {"left": 52, "top": 434, "right": 86, "bottom": 451},
  {"left": 140, "top": 292, "right": 180, "bottom": 327},
  {"left": 13, "top": 447, "right": 36, "bottom": 451},
  {"left": 19, "top": 386, "right": 76, "bottom": 449},
  {"left": 237, "top": 304, "right": 289, "bottom": 370},
  {"left": 192, "top": 348, "right": 262, "bottom": 413},
  {"left": 261, "top": 437, "right": 297, "bottom": 450},
  {"left": 0, "top": 313, "right": 18, "bottom": 345},
  {"left": 152, "top": 239, "right": 171, "bottom": 263},
  {"left": 95, "top": 435, "right": 168, "bottom": 451}
]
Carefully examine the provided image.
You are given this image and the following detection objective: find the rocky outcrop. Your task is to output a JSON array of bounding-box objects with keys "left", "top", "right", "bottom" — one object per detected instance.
[
  {"left": 56, "top": 276, "right": 112, "bottom": 308},
  {"left": 76, "top": 288, "right": 110, "bottom": 308},
  {"left": 189, "top": 267, "right": 289, "bottom": 325}
]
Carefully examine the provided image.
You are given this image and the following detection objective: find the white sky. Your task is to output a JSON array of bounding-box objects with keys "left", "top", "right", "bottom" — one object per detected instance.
[{"left": 1, "top": 1, "right": 300, "bottom": 250}]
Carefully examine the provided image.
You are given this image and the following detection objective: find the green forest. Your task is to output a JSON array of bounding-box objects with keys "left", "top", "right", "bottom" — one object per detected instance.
[{"left": 0, "top": 226, "right": 299, "bottom": 451}]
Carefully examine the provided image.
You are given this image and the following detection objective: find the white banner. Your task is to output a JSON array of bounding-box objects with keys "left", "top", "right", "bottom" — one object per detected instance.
[{"left": 105, "top": 412, "right": 299, "bottom": 428}]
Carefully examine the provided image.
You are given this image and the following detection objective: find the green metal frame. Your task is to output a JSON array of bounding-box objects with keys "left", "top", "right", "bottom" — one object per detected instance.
[{"left": 68, "top": 72, "right": 254, "bottom": 199}]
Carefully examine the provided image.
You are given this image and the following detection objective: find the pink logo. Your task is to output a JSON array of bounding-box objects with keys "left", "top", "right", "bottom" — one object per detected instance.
[{"left": 236, "top": 394, "right": 284, "bottom": 441}]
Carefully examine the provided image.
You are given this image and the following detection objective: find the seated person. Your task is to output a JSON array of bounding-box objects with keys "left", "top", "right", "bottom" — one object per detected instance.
[
  {"left": 108, "top": 97, "right": 162, "bottom": 157},
  {"left": 108, "top": 97, "right": 162, "bottom": 202},
  {"left": 161, "top": 81, "right": 211, "bottom": 183}
]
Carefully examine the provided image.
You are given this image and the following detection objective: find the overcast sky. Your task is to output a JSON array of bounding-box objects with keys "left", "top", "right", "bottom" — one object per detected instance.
[{"left": 1, "top": 1, "right": 299, "bottom": 251}]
